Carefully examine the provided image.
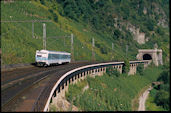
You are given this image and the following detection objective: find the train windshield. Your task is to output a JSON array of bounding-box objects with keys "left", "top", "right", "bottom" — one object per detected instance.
[{"left": 37, "top": 55, "right": 42, "bottom": 57}]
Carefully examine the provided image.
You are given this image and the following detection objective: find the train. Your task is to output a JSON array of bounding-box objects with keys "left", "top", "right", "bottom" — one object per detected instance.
[{"left": 35, "top": 50, "right": 71, "bottom": 67}]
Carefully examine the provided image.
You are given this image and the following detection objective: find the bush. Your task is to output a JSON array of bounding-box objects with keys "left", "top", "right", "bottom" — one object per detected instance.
[
  {"left": 53, "top": 13, "right": 58, "bottom": 22},
  {"left": 146, "top": 19, "right": 155, "bottom": 31},
  {"left": 40, "top": 0, "right": 45, "bottom": 5},
  {"left": 157, "top": 27, "right": 164, "bottom": 36},
  {"left": 157, "top": 70, "right": 170, "bottom": 84},
  {"left": 106, "top": 67, "right": 120, "bottom": 77},
  {"left": 150, "top": 88, "right": 157, "bottom": 97},
  {"left": 48, "top": 8, "right": 58, "bottom": 22},
  {"left": 137, "top": 64, "right": 144, "bottom": 76},
  {"left": 113, "top": 29, "right": 121, "bottom": 39},
  {"left": 122, "top": 59, "right": 130, "bottom": 74},
  {"left": 154, "top": 90, "right": 170, "bottom": 110},
  {"left": 159, "top": 84, "right": 170, "bottom": 92}
]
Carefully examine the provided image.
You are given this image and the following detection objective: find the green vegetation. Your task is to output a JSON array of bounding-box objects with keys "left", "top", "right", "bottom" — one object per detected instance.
[
  {"left": 137, "top": 64, "right": 144, "bottom": 76},
  {"left": 1, "top": 0, "right": 169, "bottom": 111},
  {"left": 106, "top": 67, "right": 120, "bottom": 77},
  {"left": 122, "top": 59, "right": 130, "bottom": 74},
  {"left": 49, "top": 104, "right": 57, "bottom": 112},
  {"left": 1, "top": 0, "right": 169, "bottom": 65},
  {"left": 146, "top": 91, "right": 166, "bottom": 111},
  {"left": 56, "top": 0, "right": 169, "bottom": 61},
  {"left": 146, "top": 63, "right": 170, "bottom": 111},
  {"left": 65, "top": 65, "right": 163, "bottom": 111}
]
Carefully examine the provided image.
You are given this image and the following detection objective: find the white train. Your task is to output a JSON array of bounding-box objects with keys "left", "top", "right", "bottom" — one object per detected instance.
[{"left": 35, "top": 50, "right": 71, "bottom": 66}]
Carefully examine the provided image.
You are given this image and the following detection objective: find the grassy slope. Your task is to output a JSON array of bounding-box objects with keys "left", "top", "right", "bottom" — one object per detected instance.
[
  {"left": 1, "top": 1, "right": 126, "bottom": 65},
  {"left": 65, "top": 65, "right": 163, "bottom": 111},
  {"left": 1, "top": 1, "right": 169, "bottom": 65}
]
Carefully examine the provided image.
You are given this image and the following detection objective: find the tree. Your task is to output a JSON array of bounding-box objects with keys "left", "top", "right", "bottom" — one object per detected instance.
[
  {"left": 137, "top": 64, "right": 144, "bottom": 76},
  {"left": 157, "top": 27, "right": 164, "bottom": 36},
  {"left": 92, "top": 16, "right": 100, "bottom": 30},
  {"left": 157, "top": 70, "right": 170, "bottom": 84},
  {"left": 113, "top": 29, "right": 121, "bottom": 39},
  {"left": 48, "top": 9, "right": 58, "bottom": 22},
  {"left": 40, "top": 0, "right": 45, "bottom": 5},
  {"left": 122, "top": 59, "right": 130, "bottom": 74},
  {"left": 154, "top": 90, "right": 170, "bottom": 110},
  {"left": 112, "top": 0, "right": 121, "bottom": 4},
  {"left": 62, "top": 0, "right": 78, "bottom": 21},
  {"left": 146, "top": 19, "right": 155, "bottom": 31},
  {"left": 53, "top": 13, "right": 58, "bottom": 22}
]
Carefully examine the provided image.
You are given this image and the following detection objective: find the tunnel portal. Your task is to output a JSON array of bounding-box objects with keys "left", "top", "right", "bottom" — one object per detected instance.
[
  {"left": 136, "top": 49, "right": 163, "bottom": 66},
  {"left": 143, "top": 54, "right": 152, "bottom": 60}
]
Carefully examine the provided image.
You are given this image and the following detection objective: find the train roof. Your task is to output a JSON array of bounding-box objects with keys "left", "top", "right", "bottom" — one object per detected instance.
[{"left": 36, "top": 50, "right": 71, "bottom": 54}]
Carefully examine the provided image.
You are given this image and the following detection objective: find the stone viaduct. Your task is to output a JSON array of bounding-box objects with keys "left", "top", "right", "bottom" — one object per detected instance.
[
  {"left": 31, "top": 49, "right": 163, "bottom": 111},
  {"left": 36, "top": 60, "right": 151, "bottom": 111},
  {"left": 136, "top": 49, "right": 163, "bottom": 66}
]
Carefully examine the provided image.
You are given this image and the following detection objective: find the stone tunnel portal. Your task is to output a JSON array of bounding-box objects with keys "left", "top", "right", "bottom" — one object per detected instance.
[
  {"left": 137, "top": 49, "right": 163, "bottom": 66},
  {"left": 143, "top": 54, "right": 152, "bottom": 60}
]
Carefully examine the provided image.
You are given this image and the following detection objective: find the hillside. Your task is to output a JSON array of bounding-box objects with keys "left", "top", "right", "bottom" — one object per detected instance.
[
  {"left": 64, "top": 65, "right": 163, "bottom": 111},
  {"left": 1, "top": 0, "right": 169, "bottom": 65}
]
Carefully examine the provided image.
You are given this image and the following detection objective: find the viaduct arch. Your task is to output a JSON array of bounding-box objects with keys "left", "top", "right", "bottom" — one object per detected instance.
[{"left": 136, "top": 49, "right": 163, "bottom": 66}]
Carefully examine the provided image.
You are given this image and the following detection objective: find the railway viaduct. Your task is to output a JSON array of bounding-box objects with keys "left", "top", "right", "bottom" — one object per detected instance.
[
  {"left": 32, "top": 60, "right": 151, "bottom": 111},
  {"left": 3, "top": 49, "right": 163, "bottom": 111}
]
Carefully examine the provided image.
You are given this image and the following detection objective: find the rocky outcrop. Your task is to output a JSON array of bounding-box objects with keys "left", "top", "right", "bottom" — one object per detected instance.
[
  {"left": 126, "top": 24, "right": 146, "bottom": 44},
  {"left": 152, "top": 3, "right": 168, "bottom": 28}
]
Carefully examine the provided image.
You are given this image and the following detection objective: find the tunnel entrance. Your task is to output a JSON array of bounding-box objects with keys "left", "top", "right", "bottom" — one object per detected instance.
[{"left": 143, "top": 54, "right": 152, "bottom": 60}]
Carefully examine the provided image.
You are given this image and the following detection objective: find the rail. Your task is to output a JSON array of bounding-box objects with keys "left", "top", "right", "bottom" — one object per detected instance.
[{"left": 31, "top": 60, "right": 150, "bottom": 111}]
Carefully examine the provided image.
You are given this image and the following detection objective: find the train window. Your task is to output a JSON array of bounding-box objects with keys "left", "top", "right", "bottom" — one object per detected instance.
[
  {"left": 52, "top": 54, "right": 56, "bottom": 59},
  {"left": 63, "top": 55, "right": 66, "bottom": 59},
  {"left": 48, "top": 54, "right": 50, "bottom": 59},
  {"left": 54, "top": 54, "right": 59, "bottom": 59},
  {"left": 48, "top": 54, "right": 60, "bottom": 60},
  {"left": 48, "top": 54, "right": 53, "bottom": 60},
  {"left": 62, "top": 55, "right": 66, "bottom": 59},
  {"left": 58, "top": 54, "right": 61, "bottom": 59},
  {"left": 62, "top": 55, "right": 65, "bottom": 59},
  {"left": 48, "top": 53, "right": 70, "bottom": 60},
  {"left": 37, "top": 55, "right": 42, "bottom": 57}
]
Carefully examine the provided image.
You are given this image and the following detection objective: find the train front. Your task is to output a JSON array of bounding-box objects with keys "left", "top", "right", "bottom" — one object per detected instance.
[{"left": 35, "top": 50, "right": 48, "bottom": 66}]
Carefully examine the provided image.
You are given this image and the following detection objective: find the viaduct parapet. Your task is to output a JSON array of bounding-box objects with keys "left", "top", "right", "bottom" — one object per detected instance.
[
  {"left": 37, "top": 60, "right": 150, "bottom": 111},
  {"left": 136, "top": 49, "right": 163, "bottom": 66}
]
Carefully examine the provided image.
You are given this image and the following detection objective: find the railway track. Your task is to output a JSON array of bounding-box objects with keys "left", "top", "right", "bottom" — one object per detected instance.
[
  {"left": 1, "top": 64, "right": 67, "bottom": 87},
  {"left": 1, "top": 61, "right": 94, "bottom": 111}
]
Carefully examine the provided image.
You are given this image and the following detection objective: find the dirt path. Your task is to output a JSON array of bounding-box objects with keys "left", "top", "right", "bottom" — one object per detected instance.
[{"left": 138, "top": 86, "right": 153, "bottom": 111}]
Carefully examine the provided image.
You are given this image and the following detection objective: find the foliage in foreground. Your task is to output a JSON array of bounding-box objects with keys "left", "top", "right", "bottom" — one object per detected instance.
[
  {"left": 146, "top": 90, "right": 166, "bottom": 111},
  {"left": 146, "top": 63, "right": 170, "bottom": 111},
  {"left": 137, "top": 64, "right": 144, "bottom": 76},
  {"left": 66, "top": 65, "right": 163, "bottom": 111},
  {"left": 122, "top": 59, "right": 130, "bottom": 74}
]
